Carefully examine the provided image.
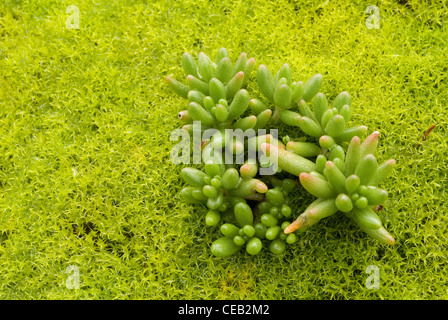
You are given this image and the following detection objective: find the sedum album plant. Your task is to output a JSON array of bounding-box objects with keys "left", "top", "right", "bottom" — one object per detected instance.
[
  {"left": 262, "top": 131, "right": 396, "bottom": 245},
  {"left": 166, "top": 48, "right": 265, "bottom": 133},
  {"left": 167, "top": 48, "right": 396, "bottom": 257}
]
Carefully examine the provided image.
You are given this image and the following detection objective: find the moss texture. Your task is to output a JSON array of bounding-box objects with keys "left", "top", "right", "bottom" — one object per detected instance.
[{"left": 0, "top": 0, "right": 447, "bottom": 299}]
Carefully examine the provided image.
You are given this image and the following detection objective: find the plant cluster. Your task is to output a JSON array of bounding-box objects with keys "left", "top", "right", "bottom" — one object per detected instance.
[{"left": 167, "top": 48, "right": 396, "bottom": 257}]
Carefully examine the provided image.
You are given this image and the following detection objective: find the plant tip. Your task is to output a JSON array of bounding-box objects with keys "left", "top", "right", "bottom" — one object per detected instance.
[
  {"left": 387, "top": 236, "right": 396, "bottom": 245},
  {"left": 299, "top": 172, "right": 308, "bottom": 180},
  {"left": 255, "top": 182, "right": 268, "bottom": 193},
  {"left": 260, "top": 143, "right": 270, "bottom": 155},
  {"left": 387, "top": 159, "right": 396, "bottom": 165},
  {"left": 284, "top": 220, "right": 301, "bottom": 234}
]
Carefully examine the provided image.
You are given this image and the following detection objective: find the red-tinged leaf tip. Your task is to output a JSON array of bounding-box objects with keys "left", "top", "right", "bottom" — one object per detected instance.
[
  {"left": 236, "top": 71, "right": 244, "bottom": 78},
  {"left": 284, "top": 220, "right": 303, "bottom": 234},
  {"left": 240, "top": 164, "right": 255, "bottom": 177},
  {"left": 325, "top": 160, "right": 335, "bottom": 168},
  {"left": 187, "top": 75, "right": 194, "bottom": 81},
  {"left": 350, "top": 136, "right": 361, "bottom": 144},
  {"left": 255, "top": 181, "right": 268, "bottom": 193},
  {"left": 247, "top": 57, "right": 255, "bottom": 64},
  {"left": 386, "top": 159, "right": 396, "bottom": 166},
  {"left": 260, "top": 142, "right": 271, "bottom": 155},
  {"left": 319, "top": 135, "right": 336, "bottom": 149},
  {"left": 386, "top": 235, "right": 396, "bottom": 245},
  {"left": 165, "top": 76, "right": 172, "bottom": 82},
  {"left": 365, "top": 131, "right": 380, "bottom": 143},
  {"left": 299, "top": 172, "right": 309, "bottom": 181}
]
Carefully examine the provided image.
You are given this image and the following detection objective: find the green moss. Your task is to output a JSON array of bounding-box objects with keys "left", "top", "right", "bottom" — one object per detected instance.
[{"left": 0, "top": 0, "right": 447, "bottom": 299}]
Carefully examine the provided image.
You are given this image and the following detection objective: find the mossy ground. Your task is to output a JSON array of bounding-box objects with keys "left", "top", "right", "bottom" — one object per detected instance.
[{"left": 0, "top": 0, "right": 447, "bottom": 299}]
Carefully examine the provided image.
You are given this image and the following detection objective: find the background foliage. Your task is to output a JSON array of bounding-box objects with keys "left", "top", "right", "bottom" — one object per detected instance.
[{"left": 0, "top": 0, "right": 447, "bottom": 299}]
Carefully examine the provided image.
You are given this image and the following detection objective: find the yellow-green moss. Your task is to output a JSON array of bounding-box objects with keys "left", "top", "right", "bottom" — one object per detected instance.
[{"left": 0, "top": 0, "right": 447, "bottom": 299}]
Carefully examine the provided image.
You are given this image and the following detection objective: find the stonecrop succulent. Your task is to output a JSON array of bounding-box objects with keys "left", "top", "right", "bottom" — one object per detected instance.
[
  {"left": 166, "top": 48, "right": 266, "bottom": 133},
  {"left": 256, "top": 63, "right": 322, "bottom": 121},
  {"left": 263, "top": 131, "right": 396, "bottom": 245},
  {"left": 276, "top": 89, "right": 368, "bottom": 147},
  {"left": 211, "top": 177, "right": 299, "bottom": 257},
  {"left": 167, "top": 47, "right": 397, "bottom": 257}
]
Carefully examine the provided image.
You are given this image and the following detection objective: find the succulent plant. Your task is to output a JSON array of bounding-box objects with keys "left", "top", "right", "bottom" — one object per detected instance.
[
  {"left": 277, "top": 90, "right": 368, "bottom": 145},
  {"left": 256, "top": 63, "right": 323, "bottom": 121},
  {"left": 166, "top": 48, "right": 269, "bottom": 133},
  {"left": 262, "top": 131, "right": 396, "bottom": 245},
  {"left": 282, "top": 135, "right": 323, "bottom": 158},
  {"left": 167, "top": 48, "right": 255, "bottom": 97},
  {"left": 168, "top": 48, "right": 397, "bottom": 257},
  {"left": 180, "top": 150, "right": 269, "bottom": 209},
  {"left": 210, "top": 176, "right": 299, "bottom": 257}
]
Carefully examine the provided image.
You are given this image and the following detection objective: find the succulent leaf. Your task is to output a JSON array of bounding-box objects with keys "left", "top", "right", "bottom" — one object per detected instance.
[
  {"left": 302, "top": 73, "right": 323, "bottom": 102},
  {"left": 182, "top": 52, "right": 199, "bottom": 78},
  {"left": 256, "top": 65, "right": 276, "bottom": 102}
]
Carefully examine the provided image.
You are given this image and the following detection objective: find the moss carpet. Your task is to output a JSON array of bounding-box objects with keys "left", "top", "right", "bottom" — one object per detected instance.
[{"left": 0, "top": 0, "right": 447, "bottom": 299}]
